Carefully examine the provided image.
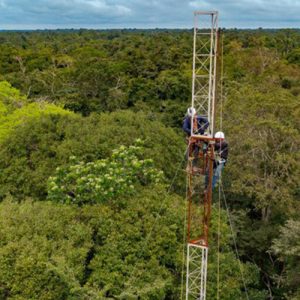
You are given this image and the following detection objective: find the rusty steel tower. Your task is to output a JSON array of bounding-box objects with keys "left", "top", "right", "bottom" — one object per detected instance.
[{"left": 185, "top": 11, "right": 219, "bottom": 300}]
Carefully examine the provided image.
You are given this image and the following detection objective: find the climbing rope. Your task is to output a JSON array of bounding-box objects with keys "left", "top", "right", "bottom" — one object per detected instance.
[
  {"left": 180, "top": 178, "right": 189, "bottom": 300},
  {"left": 216, "top": 29, "right": 225, "bottom": 300},
  {"left": 221, "top": 182, "right": 250, "bottom": 300},
  {"left": 217, "top": 176, "right": 221, "bottom": 300},
  {"left": 216, "top": 31, "right": 250, "bottom": 300}
]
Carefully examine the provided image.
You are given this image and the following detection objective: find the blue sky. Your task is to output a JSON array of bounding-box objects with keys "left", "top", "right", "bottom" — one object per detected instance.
[{"left": 0, "top": 0, "right": 299, "bottom": 29}]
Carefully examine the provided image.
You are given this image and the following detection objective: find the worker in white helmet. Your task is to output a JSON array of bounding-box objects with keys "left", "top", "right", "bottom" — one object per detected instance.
[
  {"left": 183, "top": 107, "right": 209, "bottom": 136},
  {"left": 212, "top": 131, "right": 228, "bottom": 189},
  {"left": 183, "top": 107, "right": 209, "bottom": 173}
]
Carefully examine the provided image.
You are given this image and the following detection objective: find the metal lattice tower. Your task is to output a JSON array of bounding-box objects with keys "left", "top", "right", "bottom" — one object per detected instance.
[
  {"left": 186, "top": 11, "right": 219, "bottom": 300},
  {"left": 186, "top": 244, "right": 208, "bottom": 299},
  {"left": 191, "top": 11, "right": 219, "bottom": 138}
]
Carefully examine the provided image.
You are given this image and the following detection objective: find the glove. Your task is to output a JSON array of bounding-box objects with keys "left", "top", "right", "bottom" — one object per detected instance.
[{"left": 217, "top": 159, "right": 226, "bottom": 165}]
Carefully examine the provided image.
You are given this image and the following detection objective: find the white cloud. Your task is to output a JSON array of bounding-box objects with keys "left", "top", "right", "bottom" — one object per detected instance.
[
  {"left": 73, "top": 0, "right": 131, "bottom": 15},
  {"left": 0, "top": 0, "right": 299, "bottom": 29}
]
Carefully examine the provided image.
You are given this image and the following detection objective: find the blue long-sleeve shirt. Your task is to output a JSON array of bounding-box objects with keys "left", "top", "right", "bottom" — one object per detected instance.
[{"left": 182, "top": 115, "right": 209, "bottom": 136}]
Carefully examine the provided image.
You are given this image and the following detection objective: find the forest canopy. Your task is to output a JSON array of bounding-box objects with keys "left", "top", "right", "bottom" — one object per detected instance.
[{"left": 0, "top": 28, "right": 299, "bottom": 299}]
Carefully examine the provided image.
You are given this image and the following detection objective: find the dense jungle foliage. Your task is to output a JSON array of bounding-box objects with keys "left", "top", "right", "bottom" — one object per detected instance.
[{"left": 0, "top": 28, "right": 299, "bottom": 299}]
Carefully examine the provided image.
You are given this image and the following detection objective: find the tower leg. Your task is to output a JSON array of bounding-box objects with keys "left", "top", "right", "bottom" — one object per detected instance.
[{"left": 186, "top": 243, "right": 208, "bottom": 300}]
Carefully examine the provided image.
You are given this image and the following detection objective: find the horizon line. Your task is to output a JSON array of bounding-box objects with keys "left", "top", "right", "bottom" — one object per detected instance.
[{"left": 0, "top": 27, "right": 300, "bottom": 31}]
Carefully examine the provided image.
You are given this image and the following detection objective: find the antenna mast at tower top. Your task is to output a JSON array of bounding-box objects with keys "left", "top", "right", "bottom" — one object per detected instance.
[{"left": 191, "top": 11, "right": 218, "bottom": 138}]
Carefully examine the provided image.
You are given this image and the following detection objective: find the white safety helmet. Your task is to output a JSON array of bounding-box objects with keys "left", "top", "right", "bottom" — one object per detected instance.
[
  {"left": 215, "top": 131, "right": 225, "bottom": 139},
  {"left": 187, "top": 107, "right": 196, "bottom": 117}
]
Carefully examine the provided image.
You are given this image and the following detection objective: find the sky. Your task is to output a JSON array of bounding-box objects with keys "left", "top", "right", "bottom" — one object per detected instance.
[{"left": 0, "top": 0, "right": 299, "bottom": 30}]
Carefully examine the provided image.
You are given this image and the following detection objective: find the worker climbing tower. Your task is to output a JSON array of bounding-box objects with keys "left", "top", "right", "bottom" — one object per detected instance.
[{"left": 185, "top": 11, "right": 219, "bottom": 300}]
